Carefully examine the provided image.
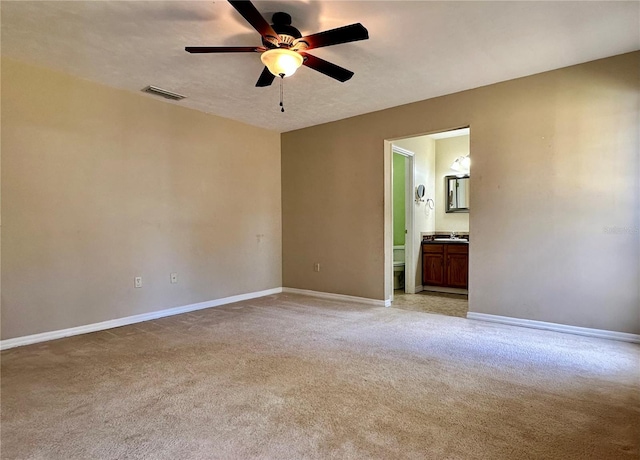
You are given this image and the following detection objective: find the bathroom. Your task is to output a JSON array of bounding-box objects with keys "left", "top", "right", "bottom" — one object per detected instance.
[{"left": 391, "top": 128, "right": 470, "bottom": 315}]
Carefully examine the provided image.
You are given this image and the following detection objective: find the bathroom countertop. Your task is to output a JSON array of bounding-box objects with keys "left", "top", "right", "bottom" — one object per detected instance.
[{"left": 422, "top": 239, "right": 469, "bottom": 244}]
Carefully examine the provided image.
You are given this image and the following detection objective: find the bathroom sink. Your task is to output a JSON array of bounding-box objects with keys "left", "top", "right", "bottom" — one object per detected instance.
[{"left": 432, "top": 238, "right": 469, "bottom": 243}]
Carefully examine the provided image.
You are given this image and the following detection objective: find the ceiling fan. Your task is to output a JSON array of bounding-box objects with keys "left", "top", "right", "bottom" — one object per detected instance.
[{"left": 185, "top": 0, "right": 369, "bottom": 88}]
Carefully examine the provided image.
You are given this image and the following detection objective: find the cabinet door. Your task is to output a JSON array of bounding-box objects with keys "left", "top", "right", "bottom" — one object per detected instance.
[
  {"left": 423, "top": 252, "right": 445, "bottom": 286},
  {"left": 447, "top": 253, "right": 468, "bottom": 288}
]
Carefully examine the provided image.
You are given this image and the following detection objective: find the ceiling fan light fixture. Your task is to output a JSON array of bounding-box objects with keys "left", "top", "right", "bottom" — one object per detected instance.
[{"left": 261, "top": 49, "right": 303, "bottom": 77}]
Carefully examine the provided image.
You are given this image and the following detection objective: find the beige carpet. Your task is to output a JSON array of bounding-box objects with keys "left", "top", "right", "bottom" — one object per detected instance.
[
  {"left": 392, "top": 290, "right": 468, "bottom": 317},
  {"left": 1, "top": 293, "right": 639, "bottom": 459}
]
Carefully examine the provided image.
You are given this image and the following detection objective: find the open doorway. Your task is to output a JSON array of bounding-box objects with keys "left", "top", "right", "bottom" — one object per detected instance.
[
  {"left": 391, "top": 146, "right": 415, "bottom": 298},
  {"left": 384, "top": 127, "right": 470, "bottom": 318}
]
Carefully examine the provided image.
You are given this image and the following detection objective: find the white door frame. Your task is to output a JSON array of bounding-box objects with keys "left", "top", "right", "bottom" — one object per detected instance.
[{"left": 387, "top": 144, "right": 416, "bottom": 302}]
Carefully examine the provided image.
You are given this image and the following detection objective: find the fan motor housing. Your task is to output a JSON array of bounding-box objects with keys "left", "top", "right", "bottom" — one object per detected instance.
[{"left": 262, "top": 12, "right": 303, "bottom": 48}]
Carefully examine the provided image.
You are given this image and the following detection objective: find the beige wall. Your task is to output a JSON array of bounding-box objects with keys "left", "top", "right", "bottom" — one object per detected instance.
[
  {"left": 435, "top": 135, "right": 470, "bottom": 233},
  {"left": 1, "top": 58, "right": 282, "bottom": 340},
  {"left": 282, "top": 52, "right": 639, "bottom": 334}
]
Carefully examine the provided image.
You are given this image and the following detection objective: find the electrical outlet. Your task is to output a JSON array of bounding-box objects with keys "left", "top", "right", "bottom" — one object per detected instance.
[
  {"left": 170, "top": 273, "right": 178, "bottom": 284},
  {"left": 314, "top": 263, "right": 320, "bottom": 272},
  {"left": 134, "top": 276, "right": 143, "bottom": 288}
]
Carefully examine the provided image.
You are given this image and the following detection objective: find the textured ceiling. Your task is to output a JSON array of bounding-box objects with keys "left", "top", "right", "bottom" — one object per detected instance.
[{"left": 2, "top": 1, "right": 638, "bottom": 133}]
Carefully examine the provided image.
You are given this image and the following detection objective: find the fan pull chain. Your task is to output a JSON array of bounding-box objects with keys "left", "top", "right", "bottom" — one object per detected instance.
[{"left": 279, "top": 74, "right": 285, "bottom": 112}]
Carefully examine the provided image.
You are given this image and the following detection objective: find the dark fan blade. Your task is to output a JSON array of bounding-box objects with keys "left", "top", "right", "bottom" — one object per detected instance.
[
  {"left": 294, "top": 23, "right": 368, "bottom": 50},
  {"left": 185, "top": 46, "right": 265, "bottom": 53},
  {"left": 228, "top": 0, "right": 280, "bottom": 43},
  {"left": 256, "top": 67, "right": 276, "bottom": 87},
  {"left": 301, "top": 53, "right": 354, "bottom": 82}
]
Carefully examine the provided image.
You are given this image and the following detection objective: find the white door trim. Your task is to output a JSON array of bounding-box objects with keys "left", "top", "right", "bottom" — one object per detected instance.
[{"left": 384, "top": 141, "right": 393, "bottom": 303}]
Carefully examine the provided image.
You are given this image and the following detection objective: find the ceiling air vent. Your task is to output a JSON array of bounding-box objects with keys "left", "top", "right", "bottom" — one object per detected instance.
[{"left": 142, "top": 85, "right": 186, "bottom": 101}]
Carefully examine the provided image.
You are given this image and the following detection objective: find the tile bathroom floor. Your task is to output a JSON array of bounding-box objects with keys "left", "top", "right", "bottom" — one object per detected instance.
[{"left": 392, "top": 290, "right": 468, "bottom": 318}]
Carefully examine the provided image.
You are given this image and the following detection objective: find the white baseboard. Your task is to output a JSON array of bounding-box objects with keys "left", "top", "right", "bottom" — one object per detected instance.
[
  {"left": 283, "top": 287, "right": 390, "bottom": 307},
  {"left": 467, "top": 312, "right": 640, "bottom": 343},
  {"left": 0, "top": 287, "right": 283, "bottom": 351}
]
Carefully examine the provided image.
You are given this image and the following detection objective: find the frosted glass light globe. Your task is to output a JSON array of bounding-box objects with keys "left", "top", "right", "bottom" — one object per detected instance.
[{"left": 261, "top": 49, "right": 304, "bottom": 77}]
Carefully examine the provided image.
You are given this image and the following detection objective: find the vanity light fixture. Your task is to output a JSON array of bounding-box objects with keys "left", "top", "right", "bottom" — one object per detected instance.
[{"left": 451, "top": 155, "right": 470, "bottom": 177}]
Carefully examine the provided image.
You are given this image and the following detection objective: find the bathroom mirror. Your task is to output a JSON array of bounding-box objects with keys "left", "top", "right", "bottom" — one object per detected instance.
[
  {"left": 446, "top": 175, "right": 469, "bottom": 213},
  {"left": 416, "top": 184, "right": 425, "bottom": 200}
]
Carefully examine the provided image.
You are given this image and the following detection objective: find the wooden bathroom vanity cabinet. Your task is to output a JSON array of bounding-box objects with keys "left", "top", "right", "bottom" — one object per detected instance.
[{"left": 422, "top": 241, "right": 469, "bottom": 289}]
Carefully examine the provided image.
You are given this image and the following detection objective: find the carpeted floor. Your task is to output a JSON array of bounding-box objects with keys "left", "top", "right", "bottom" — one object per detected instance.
[
  {"left": 1, "top": 293, "right": 639, "bottom": 459},
  {"left": 392, "top": 289, "right": 468, "bottom": 317}
]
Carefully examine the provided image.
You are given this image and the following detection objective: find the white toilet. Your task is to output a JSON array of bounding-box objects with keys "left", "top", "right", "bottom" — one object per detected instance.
[{"left": 393, "top": 246, "right": 405, "bottom": 290}]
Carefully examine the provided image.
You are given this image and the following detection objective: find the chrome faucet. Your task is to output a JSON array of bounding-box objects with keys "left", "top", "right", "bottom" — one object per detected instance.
[{"left": 450, "top": 231, "right": 458, "bottom": 239}]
